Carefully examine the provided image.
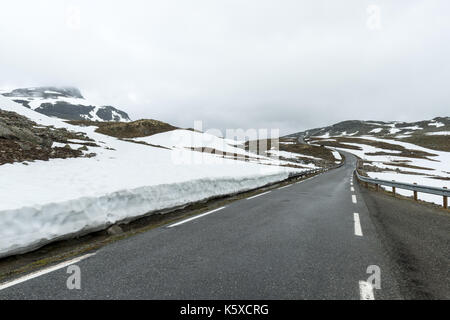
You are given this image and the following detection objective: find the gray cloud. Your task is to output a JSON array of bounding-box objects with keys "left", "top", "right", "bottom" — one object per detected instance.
[{"left": 1, "top": 0, "right": 449, "bottom": 135}]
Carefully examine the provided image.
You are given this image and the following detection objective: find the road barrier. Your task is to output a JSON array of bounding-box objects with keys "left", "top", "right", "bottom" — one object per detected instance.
[
  {"left": 354, "top": 169, "right": 449, "bottom": 209},
  {"left": 288, "top": 158, "right": 345, "bottom": 180}
]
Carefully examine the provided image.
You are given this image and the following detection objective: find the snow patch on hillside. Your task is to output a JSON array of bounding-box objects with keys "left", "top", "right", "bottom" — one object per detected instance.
[
  {"left": 428, "top": 122, "right": 444, "bottom": 128},
  {"left": 426, "top": 131, "right": 450, "bottom": 136}
]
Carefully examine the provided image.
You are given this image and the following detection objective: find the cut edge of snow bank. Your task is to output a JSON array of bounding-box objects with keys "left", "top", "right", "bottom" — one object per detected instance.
[{"left": 0, "top": 171, "right": 292, "bottom": 258}]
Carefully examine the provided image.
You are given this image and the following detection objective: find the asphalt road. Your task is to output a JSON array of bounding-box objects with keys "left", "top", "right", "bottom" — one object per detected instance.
[{"left": 0, "top": 153, "right": 448, "bottom": 299}]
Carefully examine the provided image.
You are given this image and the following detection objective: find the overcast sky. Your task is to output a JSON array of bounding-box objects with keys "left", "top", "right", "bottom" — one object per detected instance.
[{"left": 1, "top": 0, "right": 449, "bottom": 135}]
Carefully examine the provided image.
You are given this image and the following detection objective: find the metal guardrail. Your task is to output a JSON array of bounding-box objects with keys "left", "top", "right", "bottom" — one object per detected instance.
[
  {"left": 354, "top": 169, "right": 449, "bottom": 208},
  {"left": 289, "top": 158, "right": 345, "bottom": 179}
]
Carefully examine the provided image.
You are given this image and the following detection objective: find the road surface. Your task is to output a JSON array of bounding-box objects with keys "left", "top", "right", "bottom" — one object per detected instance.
[{"left": 0, "top": 153, "right": 448, "bottom": 299}]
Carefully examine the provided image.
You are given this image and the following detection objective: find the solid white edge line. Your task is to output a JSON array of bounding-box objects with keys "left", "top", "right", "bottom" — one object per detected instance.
[
  {"left": 167, "top": 207, "right": 226, "bottom": 228},
  {"left": 278, "top": 184, "right": 292, "bottom": 190},
  {"left": 0, "top": 252, "right": 96, "bottom": 291},
  {"left": 359, "top": 281, "right": 375, "bottom": 300},
  {"left": 352, "top": 194, "right": 357, "bottom": 204},
  {"left": 353, "top": 213, "right": 363, "bottom": 236},
  {"left": 246, "top": 191, "right": 271, "bottom": 200}
]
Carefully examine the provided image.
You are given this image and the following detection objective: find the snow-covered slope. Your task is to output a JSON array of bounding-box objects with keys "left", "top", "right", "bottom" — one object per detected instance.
[
  {"left": 2, "top": 87, "right": 131, "bottom": 122},
  {"left": 308, "top": 134, "right": 450, "bottom": 205},
  {"left": 287, "top": 118, "right": 450, "bottom": 139},
  {"left": 0, "top": 97, "right": 303, "bottom": 258}
]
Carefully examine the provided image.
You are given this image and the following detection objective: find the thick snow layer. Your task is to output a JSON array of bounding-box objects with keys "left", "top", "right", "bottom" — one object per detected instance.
[
  {"left": 1, "top": 171, "right": 292, "bottom": 257},
  {"left": 0, "top": 97, "right": 303, "bottom": 257}
]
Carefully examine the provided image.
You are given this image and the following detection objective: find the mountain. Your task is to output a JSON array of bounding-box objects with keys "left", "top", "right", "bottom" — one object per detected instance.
[
  {"left": 2, "top": 86, "right": 131, "bottom": 122},
  {"left": 286, "top": 117, "right": 450, "bottom": 139}
]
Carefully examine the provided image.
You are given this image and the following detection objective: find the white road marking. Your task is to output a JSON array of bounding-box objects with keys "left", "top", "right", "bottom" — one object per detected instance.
[
  {"left": 0, "top": 253, "right": 96, "bottom": 291},
  {"left": 167, "top": 207, "right": 226, "bottom": 228},
  {"left": 350, "top": 182, "right": 353, "bottom": 186},
  {"left": 278, "top": 184, "right": 292, "bottom": 190},
  {"left": 351, "top": 187, "right": 355, "bottom": 192},
  {"left": 247, "top": 191, "right": 271, "bottom": 200},
  {"left": 353, "top": 213, "right": 363, "bottom": 236},
  {"left": 352, "top": 194, "right": 357, "bottom": 204},
  {"left": 359, "top": 281, "right": 375, "bottom": 300}
]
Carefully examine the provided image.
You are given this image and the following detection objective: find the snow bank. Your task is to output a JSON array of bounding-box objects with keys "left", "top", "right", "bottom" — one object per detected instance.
[
  {"left": 0, "top": 172, "right": 290, "bottom": 258},
  {"left": 0, "top": 96, "right": 303, "bottom": 257}
]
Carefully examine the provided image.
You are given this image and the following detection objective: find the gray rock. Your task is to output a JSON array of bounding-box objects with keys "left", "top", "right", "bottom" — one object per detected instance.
[{"left": 106, "top": 225, "right": 123, "bottom": 236}]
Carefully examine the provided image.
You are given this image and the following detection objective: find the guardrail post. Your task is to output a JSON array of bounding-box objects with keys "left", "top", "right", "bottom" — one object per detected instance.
[
  {"left": 444, "top": 187, "right": 448, "bottom": 209},
  {"left": 392, "top": 181, "right": 396, "bottom": 197},
  {"left": 413, "top": 183, "right": 418, "bottom": 201}
]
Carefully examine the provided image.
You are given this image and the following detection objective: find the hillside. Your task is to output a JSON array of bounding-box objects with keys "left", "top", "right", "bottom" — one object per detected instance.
[
  {"left": 287, "top": 118, "right": 450, "bottom": 205},
  {"left": 287, "top": 117, "right": 450, "bottom": 151},
  {"left": 67, "top": 119, "right": 177, "bottom": 139},
  {"left": 2, "top": 87, "right": 131, "bottom": 122}
]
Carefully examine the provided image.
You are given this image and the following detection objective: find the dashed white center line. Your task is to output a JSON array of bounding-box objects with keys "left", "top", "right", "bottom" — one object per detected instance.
[
  {"left": 0, "top": 252, "right": 96, "bottom": 291},
  {"left": 247, "top": 191, "right": 271, "bottom": 200},
  {"left": 353, "top": 213, "right": 363, "bottom": 236},
  {"left": 352, "top": 194, "right": 357, "bottom": 204},
  {"left": 359, "top": 281, "right": 375, "bottom": 300},
  {"left": 167, "top": 207, "right": 226, "bottom": 228},
  {"left": 351, "top": 186, "right": 355, "bottom": 192}
]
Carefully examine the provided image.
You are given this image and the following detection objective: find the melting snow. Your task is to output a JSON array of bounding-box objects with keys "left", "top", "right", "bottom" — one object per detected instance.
[{"left": 0, "top": 96, "right": 306, "bottom": 257}]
